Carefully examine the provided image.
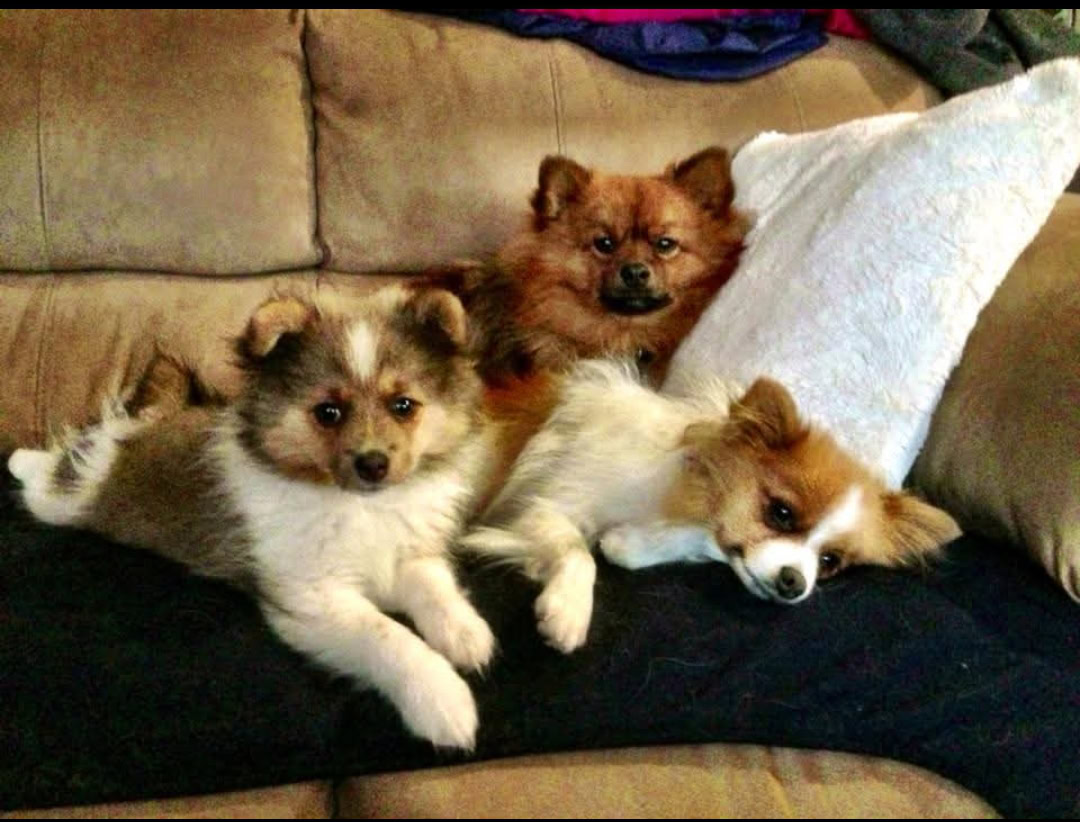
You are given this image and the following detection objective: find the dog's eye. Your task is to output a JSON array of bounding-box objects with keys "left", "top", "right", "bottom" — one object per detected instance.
[
  {"left": 655, "top": 236, "right": 679, "bottom": 255},
  {"left": 593, "top": 235, "right": 616, "bottom": 254},
  {"left": 765, "top": 498, "right": 797, "bottom": 533},
  {"left": 819, "top": 550, "right": 843, "bottom": 578},
  {"left": 388, "top": 396, "right": 417, "bottom": 419},
  {"left": 313, "top": 402, "right": 344, "bottom": 428}
]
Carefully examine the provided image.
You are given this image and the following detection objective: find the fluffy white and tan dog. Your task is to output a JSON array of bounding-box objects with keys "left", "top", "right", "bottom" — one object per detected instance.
[
  {"left": 8, "top": 286, "right": 495, "bottom": 749},
  {"left": 461, "top": 360, "right": 960, "bottom": 653}
]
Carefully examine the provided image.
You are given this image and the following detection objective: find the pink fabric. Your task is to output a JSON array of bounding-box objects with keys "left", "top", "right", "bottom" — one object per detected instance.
[
  {"left": 818, "top": 10, "right": 868, "bottom": 39},
  {"left": 520, "top": 9, "right": 870, "bottom": 38},
  {"left": 522, "top": 10, "right": 752, "bottom": 23}
]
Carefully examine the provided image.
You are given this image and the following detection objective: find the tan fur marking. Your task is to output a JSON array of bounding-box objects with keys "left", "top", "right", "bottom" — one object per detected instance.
[{"left": 245, "top": 297, "right": 315, "bottom": 358}]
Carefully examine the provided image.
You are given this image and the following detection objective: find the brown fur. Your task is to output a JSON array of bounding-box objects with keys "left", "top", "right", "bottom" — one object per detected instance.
[
  {"left": 87, "top": 407, "right": 255, "bottom": 587},
  {"left": 124, "top": 349, "right": 226, "bottom": 421},
  {"left": 425, "top": 147, "right": 748, "bottom": 386},
  {"left": 475, "top": 370, "right": 564, "bottom": 512},
  {"left": 669, "top": 378, "right": 961, "bottom": 577}
]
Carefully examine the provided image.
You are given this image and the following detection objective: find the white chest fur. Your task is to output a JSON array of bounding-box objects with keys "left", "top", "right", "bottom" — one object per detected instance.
[{"left": 213, "top": 430, "right": 475, "bottom": 606}]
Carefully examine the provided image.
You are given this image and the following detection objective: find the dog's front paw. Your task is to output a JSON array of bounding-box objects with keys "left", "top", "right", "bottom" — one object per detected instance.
[
  {"left": 422, "top": 606, "right": 495, "bottom": 673},
  {"left": 398, "top": 653, "right": 479, "bottom": 751},
  {"left": 598, "top": 525, "right": 647, "bottom": 569},
  {"left": 534, "top": 562, "right": 594, "bottom": 654}
]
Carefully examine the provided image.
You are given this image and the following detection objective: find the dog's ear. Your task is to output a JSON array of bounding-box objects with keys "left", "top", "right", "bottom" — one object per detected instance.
[
  {"left": 532, "top": 155, "right": 592, "bottom": 222},
  {"left": 682, "top": 420, "right": 729, "bottom": 475},
  {"left": 669, "top": 146, "right": 735, "bottom": 216},
  {"left": 401, "top": 288, "right": 469, "bottom": 355},
  {"left": 238, "top": 296, "right": 315, "bottom": 362},
  {"left": 880, "top": 492, "right": 961, "bottom": 566},
  {"left": 727, "top": 377, "right": 807, "bottom": 450}
]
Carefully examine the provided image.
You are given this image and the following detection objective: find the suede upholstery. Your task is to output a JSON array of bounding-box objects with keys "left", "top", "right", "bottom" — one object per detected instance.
[
  {"left": 307, "top": 13, "right": 940, "bottom": 271},
  {"left": 911, "top": 195, "right": 1080, "bottom": 602},
  {"left": 336, "top": 746, "right": 997, "bottom": 819},
  {"left": 0, "top": 9, "right": 319, "bottom": 274}
]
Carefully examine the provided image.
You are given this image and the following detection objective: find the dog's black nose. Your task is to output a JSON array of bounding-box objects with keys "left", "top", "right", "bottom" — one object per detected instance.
[
  {"left": 619, "top": 262, "right": 651, "bottom": 287},
  {"left": 776, "top": 566, "right": 806, "bottom": 600},
  {"left": 354, "top": 451, "right": 389, "bottom": 483}
]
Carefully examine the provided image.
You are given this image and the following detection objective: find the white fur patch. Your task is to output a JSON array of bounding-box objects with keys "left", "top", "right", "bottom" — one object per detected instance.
[
  {"left": 8, "top": 409, "right": 145, "bottom": 526},
  {"left": 263, "top": 580, "right": 479, "bottom": 749},
  {"left": 346, "top": 320, "right": 378, "bottom": 382},
  {"left": 475, "top": 360, "right": 736, "bottom": 550},
  {"left": 212, "top": 416, "right": 479, "bottom": 604},
  {"left": 534, "top": 550, "right": 596, "bottom": 653},
  {"left": 600, "top": 523, "right": 722, "bottom": 570},
  {"left": 742, "top": 486, "right": 865, "bottom": 604},
  {"left": 742, "top": 540, "right": 818, "bottom": 604},
  {"left": 393, "top": 556, "right": 495, "bottom": 672},
  {"left": 806, "top": 486, "right": 864, "bottom": 551}
]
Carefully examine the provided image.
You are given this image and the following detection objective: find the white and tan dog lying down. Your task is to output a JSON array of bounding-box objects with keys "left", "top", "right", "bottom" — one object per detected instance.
[{"left": 461, "top": 360, "right": 960, "bottom": 653}]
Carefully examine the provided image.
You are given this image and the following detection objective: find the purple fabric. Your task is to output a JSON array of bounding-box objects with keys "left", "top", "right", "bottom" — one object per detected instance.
[{"left": 438, "top": 10, "right": 827, "bottom": 81}]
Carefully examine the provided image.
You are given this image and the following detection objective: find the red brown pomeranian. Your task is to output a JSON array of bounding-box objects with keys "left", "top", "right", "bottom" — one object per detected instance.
[{"left": 434, "top": 147, "right": 748, "bottom": 384}]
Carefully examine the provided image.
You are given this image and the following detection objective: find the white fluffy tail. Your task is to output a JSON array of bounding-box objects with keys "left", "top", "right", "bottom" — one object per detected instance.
[
  {"left": 7, "top": 404, "right": 143, "bottom": 527},
  {"left": 8, "top": 447, "right": 83, "bottom": 526},
  {"left": 456, "top": 526, "right": 537, "bottom": 563}
]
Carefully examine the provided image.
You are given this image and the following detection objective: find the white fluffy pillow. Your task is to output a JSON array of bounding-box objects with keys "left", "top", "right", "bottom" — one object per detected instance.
[{"left": 665, "top": 59, "right": 1080, "bottom": 487}]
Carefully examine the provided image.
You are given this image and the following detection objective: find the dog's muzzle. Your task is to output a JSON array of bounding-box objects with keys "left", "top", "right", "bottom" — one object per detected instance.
[
  {"left": 600, "top": 262, "right": 672, "bottom": 315},
  {"left": 599, "top": 289, "right": 673, "bottom": 316}
]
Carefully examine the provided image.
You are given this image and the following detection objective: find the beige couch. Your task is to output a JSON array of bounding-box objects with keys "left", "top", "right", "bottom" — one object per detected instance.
[{"left": 3, "top": 9, "right": 1076, "bottom": 817}]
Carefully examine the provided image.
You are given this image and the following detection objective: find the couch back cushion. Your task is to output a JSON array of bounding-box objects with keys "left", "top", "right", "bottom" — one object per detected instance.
[
  {"left": 911, "top": 194, "right": 1080, "bottom": 602},
  {"left": 305, "top": 10, "right": 941, "bottom": 272},
  {"left": 0, "top": 10, "right": 319, "bottom": 274}
]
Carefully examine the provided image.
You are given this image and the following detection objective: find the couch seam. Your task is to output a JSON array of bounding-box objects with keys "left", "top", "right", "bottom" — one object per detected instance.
[
  {"left": 776, "top": 63, "right": 808, "bottom": 132},
  {"left": 299, "top": 9, "right": 327, "bottom": 269},
  {"left": 764, "top": 748, "right": 797, "bottom": 817},
  {"left": 32, "top": 276, "right": 56, "bottom": 445},
  {"left": 547, "top": 47, "right": 565, "bottom": 154},
  {"left": 35, "top": 26, "right": 52, "bottom": 266},
  {"left": 328, "top": 776, "right": 342, "bottom": 818}
]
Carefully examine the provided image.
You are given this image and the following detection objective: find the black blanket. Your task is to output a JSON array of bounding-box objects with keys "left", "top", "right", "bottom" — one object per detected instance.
[{"left": 2, "top": 469, "right": 1078, "bottom": 817}]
